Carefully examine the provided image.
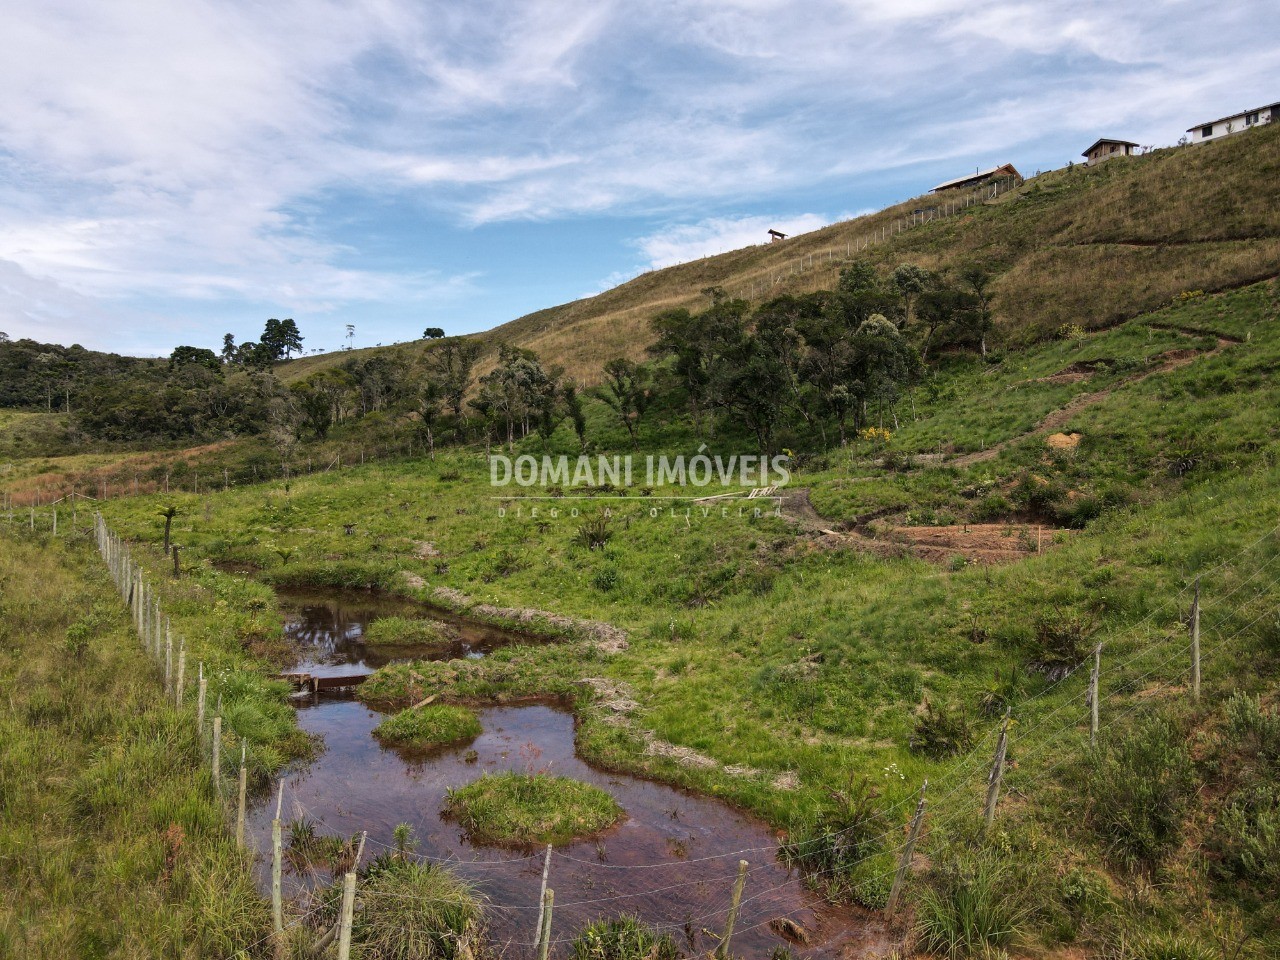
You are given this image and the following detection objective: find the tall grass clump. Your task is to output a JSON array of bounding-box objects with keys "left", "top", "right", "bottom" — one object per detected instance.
[
  {"left": 915, "top": 847, "right": 1032, "bottom": 959},
  {"left": 781, "top": 776, "right": 894, "bottom": 908},
  {"left": 317, "top": 859, "right": 485, "bottom": 960},
  {"left": 570, "top": 914, "right": 682, "bottom": 960}
]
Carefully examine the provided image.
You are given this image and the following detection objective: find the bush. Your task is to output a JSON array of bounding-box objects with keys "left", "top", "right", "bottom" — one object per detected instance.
[
  {"left": 365, "top": 616, "right": 457, "bottom": 647},
  {"left": 1088, "top": 715, "right": 1195, "bottom": 869},
  {"left": 1029, "top": 609, "right": 1095, "bottom": 679},
  {"left": 569, "top": 915, "right": 681, "bottom": 960},
  {"left": 909, "top": 699, "right": 974, "bottom": 757},
  {"left": 915, "top": 847, "right": 1031, "bottom": 959},
  {"left": 444, "top": 772, "right": 622, "bottom": 846},
  {"left": 974, "top": 493, "right": 1013, "bottom": 522},
  {"left": 374, "top": 705, "right": 482, "bottom": 751},
  {"left": 1213, "top": 783, "right": 1280, "bottom": 891},
  {"left": 780, "top": 776, "right": 894, "bottom": 908}
]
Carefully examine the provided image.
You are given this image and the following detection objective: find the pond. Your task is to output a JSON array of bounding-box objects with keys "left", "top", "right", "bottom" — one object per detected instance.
[{"left": 250, "top": 590, "right": 878, "bottom": 958}]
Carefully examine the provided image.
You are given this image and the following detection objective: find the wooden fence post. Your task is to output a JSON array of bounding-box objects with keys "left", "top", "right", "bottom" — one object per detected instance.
[
  {"left": 1190, "top": 577, "right": 1201, "bottom": 700},
  {"left": 236, "top": 742, "right": 248, "bottom": 848},
  {"left": 212, "top": 714, "right": 222, "bottom": 794},
  {"left": 175, "top": 638, "right": 186, "bottom": 707},
  {"left": 534, "top": 843, "right": 552, "bottom": 951},
  {"left": 537, "top": 889, "right": 554, "bottom": 960},
  {"left": 1089, "top": 643, "right": 1102, "bottom": 747},
  {"left": 716, "top": 859, "right": 749, "bottom": 960},
  {"left": 337, "top": 871, "right": 357, "bottom": 960},
  {"left": 197, "top": 663, "right": 207, "bottom": 735},
  {"left": 887, "top": 780, "right": 928, "bottom": 912},
  {"left": 982, "top": 710, "right": 1011, "bottom": 832},
  {"left": 272, "top": 783, "right": 285, "bottom": 935},
  {"left": 165, "top": 623, "right": 173, "bottom": 694}
]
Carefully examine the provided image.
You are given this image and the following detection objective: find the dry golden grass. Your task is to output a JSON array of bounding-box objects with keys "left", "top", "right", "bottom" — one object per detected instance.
[{"left": 277, "top": 123, "right": 1280, "bottom": 385}]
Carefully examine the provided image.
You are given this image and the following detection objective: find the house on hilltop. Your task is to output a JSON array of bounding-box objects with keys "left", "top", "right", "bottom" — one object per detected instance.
[
  {"left": 1082, "top": 138, "right": 1139, "bottom": 165},
  {"left": 931, "top": 163, "right": 1022, "bottom": 193},
  {"left": 1188, "top": 101, "right": 1277, "bottom": 143}
]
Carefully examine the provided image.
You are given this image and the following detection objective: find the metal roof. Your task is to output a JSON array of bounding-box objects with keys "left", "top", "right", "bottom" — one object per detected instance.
[
  {"left": 931, "top": 163, "right": 1020, "bottom": 192},
  {"left": 1081, "top": 138, "right": 1139, "bottom": 157},
  {"left": 1187, "top": 101, "right": 1279, "bottom": 131}
]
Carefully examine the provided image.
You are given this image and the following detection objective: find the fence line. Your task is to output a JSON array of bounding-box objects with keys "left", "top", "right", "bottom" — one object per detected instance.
[{"left": 61, "top": 512, "right": 1277, "bottom": 957}]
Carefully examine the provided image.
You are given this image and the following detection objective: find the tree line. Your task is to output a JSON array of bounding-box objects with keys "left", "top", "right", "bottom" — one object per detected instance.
[{"left": 1, "top": 258, "right": 997, "bottom": 452}]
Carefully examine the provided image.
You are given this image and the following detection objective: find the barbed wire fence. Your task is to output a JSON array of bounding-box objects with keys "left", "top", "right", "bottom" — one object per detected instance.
[{"left": 32, "top": 512, "right": 1274, "bottom": 957}]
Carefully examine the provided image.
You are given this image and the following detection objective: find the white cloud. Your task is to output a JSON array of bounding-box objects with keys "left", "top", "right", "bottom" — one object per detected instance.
[
  {"left": 635, "top": 213, "right": 833, "bottom": 270},
  {"left": 0, "top": 0, "right": 1276, "bottom": 352}
]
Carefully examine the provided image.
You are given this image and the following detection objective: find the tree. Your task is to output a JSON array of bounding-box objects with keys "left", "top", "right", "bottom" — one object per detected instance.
[
  {"left": 562, "top": 380, "right": 588, "bottom": 451},
  {"left": 221, "top": 333, "right": 236, "bottom": 363},
  {"left": 892, "top": 264, "right": 931, "bottom": 331},
  {"left": 601, "top": 358, "right": 650, "bottom": 448},
  {"left": 426, "top": 339, "right": 482, "bottom": 439},
  {"left": 958, "top": 264, "right": 995, "bottom": 356},
  {"left": 422, "top": 327, "right": 445, "bottom": 340},
  {"left": 848, "top": 314, "right": 918, "bottom": 430},
  {"left": 416, "top": 380, "right": 443, "bottom": 458},
  {"left": 278, "top": 318, "right": 303, "bottom": 359},
  {"left": 0, "top": 332, "right": 9, "bottom": 343},
  {"left": 169, "top": 346, "right": 221, "bottom": 373},
  {"left": 290, "top": 379, "right": 334, "bottom": 439},
  {"left": 476, "top": 345, "right": 554, "bottom": 451}
]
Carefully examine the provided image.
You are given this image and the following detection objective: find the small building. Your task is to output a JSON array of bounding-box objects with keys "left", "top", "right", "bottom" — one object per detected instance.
[
  {"left": 1082, "top": 138, "right": 1139, "bottom": 165},
  {"left": 931, "top": 163, "right": 1022, "bottom": 193},
  {"left": 768, "top": 229, "right": 788, "bottom": 242},
  {"left": 1187, "top": 101, "right": 1277, "bottom": 144}
]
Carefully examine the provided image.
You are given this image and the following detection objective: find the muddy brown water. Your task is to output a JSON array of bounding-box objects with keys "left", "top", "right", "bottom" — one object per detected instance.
[{"left": 251, "top": 591, "right": 873, "bottom": 958}]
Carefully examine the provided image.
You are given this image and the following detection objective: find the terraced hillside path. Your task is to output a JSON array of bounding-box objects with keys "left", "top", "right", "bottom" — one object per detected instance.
[{"left": 950, "top": 325, "right": 1241, "bottom": 468}]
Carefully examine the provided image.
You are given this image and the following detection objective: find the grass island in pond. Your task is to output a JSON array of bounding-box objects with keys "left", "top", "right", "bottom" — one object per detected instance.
[
  {"left": 373, "top": 704, "right": 483, "bottom": 750},
  {"left": 363, "top": 615, "right": 458, "bottom": 646},
  {"left": 445, "top": 772, "right": 623, "bottom": 846}
]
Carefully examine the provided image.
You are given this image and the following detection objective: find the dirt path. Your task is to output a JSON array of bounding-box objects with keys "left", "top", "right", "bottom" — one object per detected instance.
[
  {"left": 778, "top": 488, "right": 1062, "bottom": 564},
  {"left": 950, "top": 329, "right": 1239, "bottom": 467}
]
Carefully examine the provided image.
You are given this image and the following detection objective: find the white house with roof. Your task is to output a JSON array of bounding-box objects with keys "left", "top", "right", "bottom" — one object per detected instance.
[{"left": 1187, "top": 101, "right": 1277, "bottom": 144}]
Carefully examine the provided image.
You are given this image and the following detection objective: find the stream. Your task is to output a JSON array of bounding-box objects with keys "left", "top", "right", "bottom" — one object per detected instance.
[{"left": 249, "top": 590, "right": 873, "bottom": 958}]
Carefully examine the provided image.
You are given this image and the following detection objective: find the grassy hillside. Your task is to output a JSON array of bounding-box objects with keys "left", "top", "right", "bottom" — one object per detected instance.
[
  {"left": 93, "top": 277, "right": 1280, "bottom": 955},
  {"left": 281, "top": 122, "right": 1280, "bottom": 386}
]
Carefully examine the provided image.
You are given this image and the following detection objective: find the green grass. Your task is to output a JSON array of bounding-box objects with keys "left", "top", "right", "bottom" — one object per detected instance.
[
  {"left": 67, "top": 276, "right": 1280, "bottom": 953},
  {"left": 364, "top": 615, "right": 457, "bottom": 646},
  {"left": 0, "top": 527, "right": 272, "bottom": 958},
  {"left": 373, "top": 704, "right": 482, "bottom": 751},
  {"left": 569, "top": 914, "right": 682, "bottom": 960},
  {"left": 444, "top": 773, "right": 623, "bottom": 846}
]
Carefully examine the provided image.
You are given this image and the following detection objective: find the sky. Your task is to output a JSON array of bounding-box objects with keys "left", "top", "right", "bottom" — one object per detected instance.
[{"left": 0, "top": 1, "right": 1276, "bottom": 357}]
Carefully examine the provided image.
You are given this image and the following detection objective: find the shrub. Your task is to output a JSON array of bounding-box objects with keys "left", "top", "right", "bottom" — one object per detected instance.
[
  {"left": 1029, "top": 609, "right": 1095, "bottom": 679},
  {"left": 569, "top": 915, "right": 681, "bottom": 960},
  {"left": 780, "top": 776, "right": 894, "bottom": 908},
  {"left": 909, "top": 699, "right": 974, "bottom": 758},
  {"left": 1088, "top": 715, "right": 1195, "bottom": 869},
  {"left": 374, "top": 705, "right": 482, "bottom": 751},
  {"left": 915, "top": 847, "right": 1031, "bottom": 959},
  {"left": 444, "top": 772, "right": 622, "bottom": 846},
  {"left": 1212, "top": 781, "right": 1280, "bottom": 893},
  {"left": 974, "top": 493, "right": 1013, "bottom": 522},
  {"left": 364, "top": 616, "right": 456, "bottom": 647}
]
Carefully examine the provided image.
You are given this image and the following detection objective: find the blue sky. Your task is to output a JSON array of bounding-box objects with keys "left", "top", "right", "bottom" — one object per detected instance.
[{"left": 0, "top": 0, "right": 1276, "bottom": 357}]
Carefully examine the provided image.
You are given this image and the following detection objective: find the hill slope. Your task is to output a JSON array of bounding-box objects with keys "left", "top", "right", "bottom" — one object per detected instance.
[{"left": 282, "top": 122, "right": 1280, "bottom": 385}]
